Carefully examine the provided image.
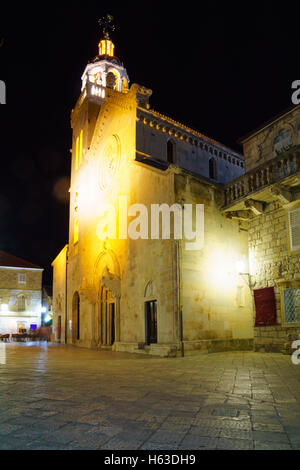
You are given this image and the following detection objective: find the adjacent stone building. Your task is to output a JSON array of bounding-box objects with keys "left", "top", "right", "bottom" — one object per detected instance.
[
  {"left": 0, "top": 251, "right": 43, "bottom": 334},
  {"left": 223, "top": 106, "right": 300, "bottom": 353}
]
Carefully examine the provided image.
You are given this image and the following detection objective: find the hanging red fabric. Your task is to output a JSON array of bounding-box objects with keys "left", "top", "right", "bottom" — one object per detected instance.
[{"left": 254, "top": 287, "right": 277, "bottom": 327}]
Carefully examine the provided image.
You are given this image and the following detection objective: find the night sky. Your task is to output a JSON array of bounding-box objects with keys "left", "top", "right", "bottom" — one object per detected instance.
[{"left": 0, "top": 5, "right": 299, "bottom": 284}]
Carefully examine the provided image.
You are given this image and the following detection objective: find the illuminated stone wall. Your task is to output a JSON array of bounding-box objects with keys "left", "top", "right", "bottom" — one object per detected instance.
[
  {"left": 52, "top": 84, "right": 254, "bottom": 356},
  {"left": 175, "top": 173, "right": 254, "bottom": 351},
  {"left": 248, "top": 201, "right": 300, "bottom": 353},
  {"left": 52, "top": 246, "right": 68, "bottom": 342}
]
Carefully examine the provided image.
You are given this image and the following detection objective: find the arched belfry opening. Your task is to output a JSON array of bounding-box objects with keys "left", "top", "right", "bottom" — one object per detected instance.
[
  {"left": 106, "top": 70, "right": 119, "bottom": 90},
  {"left": 72, "top": 292, "right": 80, "bottom": 343}
]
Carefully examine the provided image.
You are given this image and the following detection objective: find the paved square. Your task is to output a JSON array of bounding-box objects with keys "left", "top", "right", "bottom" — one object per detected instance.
[{"left": 0, "top": 344, "right": 300, "bottom": 450}]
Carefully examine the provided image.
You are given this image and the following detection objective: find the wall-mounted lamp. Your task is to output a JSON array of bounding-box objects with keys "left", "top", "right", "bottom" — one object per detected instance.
[{"left": 236, "top": 261, "right": 256, "bottom": 289}]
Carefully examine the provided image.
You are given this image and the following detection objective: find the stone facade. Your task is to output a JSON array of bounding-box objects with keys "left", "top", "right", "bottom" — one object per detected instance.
[
  {"left": 136, "top": 109, "right": 244, "bottom": 184},
  {"left": 52, "top": 36, "right": 255, "bottom": 357},
  {"left": 175, "top": 171, "right": 253, "bottom": 351},
  {"left": 52, "top": 246, "right": 68, "bottom": 342}
]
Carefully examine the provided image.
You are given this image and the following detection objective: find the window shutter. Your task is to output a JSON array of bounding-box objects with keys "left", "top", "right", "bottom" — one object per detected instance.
[
  {"left": 254, "top": 287, "right": 277, "bottom": 327},
  {"left": 290, "top": 208, "right": 300, "bottom": 251}
]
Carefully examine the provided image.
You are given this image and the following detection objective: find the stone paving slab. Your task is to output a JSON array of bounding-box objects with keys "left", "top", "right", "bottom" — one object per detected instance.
[{"left": 1, "top": 344, "right": 300, "bottom": 449}]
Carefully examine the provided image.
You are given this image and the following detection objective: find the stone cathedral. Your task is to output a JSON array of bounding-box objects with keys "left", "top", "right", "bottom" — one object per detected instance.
[{"left": 52, "top": 22, "right": 300, "bottom": 357}]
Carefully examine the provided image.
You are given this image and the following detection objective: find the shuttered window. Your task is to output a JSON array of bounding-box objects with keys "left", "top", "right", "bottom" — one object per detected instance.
[
  {"left": 289, "top": 208, "right": 300, "bottom": 252},
  {"left": 254, "top": 287, "right": 277, "bottom": 327},
  {"left": 284, "top": 288, "right": 300, "bottom": 324}
]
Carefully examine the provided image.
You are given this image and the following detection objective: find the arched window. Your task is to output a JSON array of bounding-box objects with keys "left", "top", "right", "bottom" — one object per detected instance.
[
  {"left": 209, "top": 158, "right": 217, "bottom": 180},
  {"left": 17, "top": 295, "right": 26, "bottom": 312},
  {"left": 72, "top": 292, "right": 80, "bottom": 342},
  {"left": 274, "top": 129, "right": 293, "bottom": 156},
  {"left": 79, "top": 130, "right": 83, "bottom": 165},
  {"left": 167, "top": 140, "right": 176, "bottom": 164}
]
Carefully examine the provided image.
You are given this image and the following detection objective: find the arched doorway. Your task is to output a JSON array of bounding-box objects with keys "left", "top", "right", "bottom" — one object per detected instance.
[
  {"left": 99, "top": 286, "right": 116, "bottom": 346},
  {"left": 93, "top": 251, "right": 121, "bottom": 348},
  {"left": 72, "top": 292, "right": 80, "bottom": 343}
]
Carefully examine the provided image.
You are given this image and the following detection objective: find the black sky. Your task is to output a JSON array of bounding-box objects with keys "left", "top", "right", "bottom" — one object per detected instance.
[{"left": 0, "top": 4, "right": 299, "bottom": 284}]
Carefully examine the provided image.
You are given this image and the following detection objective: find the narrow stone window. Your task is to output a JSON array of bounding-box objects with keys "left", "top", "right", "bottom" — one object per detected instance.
[
  {"left": 167, "top": 140, "right": 176, "bottom": 164},
  {"left": 74, "top": 217, "right": 79, "bottom": 245},
  {"left": 209, "top": 158, "right": 217, "bottom": 180}
]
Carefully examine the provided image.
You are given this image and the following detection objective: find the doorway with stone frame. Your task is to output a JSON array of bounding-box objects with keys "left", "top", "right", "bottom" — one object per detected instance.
[{"left": 99, "top": 286, "right": 116, "bottom": 347}]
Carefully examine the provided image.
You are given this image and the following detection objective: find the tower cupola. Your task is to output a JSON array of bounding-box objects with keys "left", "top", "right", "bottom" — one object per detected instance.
[{"left": 80, "top": 15, "right": 130, "bottom": 101}]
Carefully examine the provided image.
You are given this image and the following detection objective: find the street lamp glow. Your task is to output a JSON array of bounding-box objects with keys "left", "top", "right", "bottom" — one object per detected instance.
[{"left": 236, "top": 260, "right": 247, "bottom": 274}]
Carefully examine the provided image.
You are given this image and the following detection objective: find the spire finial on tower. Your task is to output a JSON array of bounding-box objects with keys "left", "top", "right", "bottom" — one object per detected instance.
[
  {"left": 98, "top": 14, "right": 115, "bottom": 40},
  {"left": 97, "top": 14, "right": 116, "bottom": 57}
]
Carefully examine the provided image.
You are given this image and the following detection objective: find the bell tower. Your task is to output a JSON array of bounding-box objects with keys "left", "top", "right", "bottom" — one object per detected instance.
[
  {"left": 70, "top": 15, "right": 130, "bottom": 176},
  {"left": 80, "top": 15, "right": 130, "bottom": 100},
  {"left": 70, "top": 16, "right": 131, "bottom": 257}
]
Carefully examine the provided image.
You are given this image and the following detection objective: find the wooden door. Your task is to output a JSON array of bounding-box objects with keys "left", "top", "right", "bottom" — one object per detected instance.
[{"left": 145, "top": 301, "right": 158, "bottom": 345}]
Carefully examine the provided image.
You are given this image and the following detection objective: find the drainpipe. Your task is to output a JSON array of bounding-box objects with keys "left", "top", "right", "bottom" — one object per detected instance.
[{"left": 176, "top": 240, "right": 184, "bottom": 357}]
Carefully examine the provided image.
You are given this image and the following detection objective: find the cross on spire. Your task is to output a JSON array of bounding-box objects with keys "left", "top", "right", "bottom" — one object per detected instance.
[{"left": 98, "top": 14, "right": 115, "bottom": 40}]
